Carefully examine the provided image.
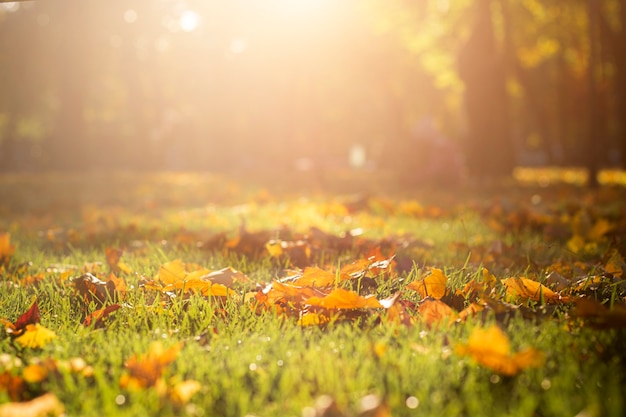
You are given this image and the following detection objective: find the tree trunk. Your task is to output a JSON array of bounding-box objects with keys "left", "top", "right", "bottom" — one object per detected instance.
[
  {"left": 457, "top": 0, "right": 514, "bottom": 180},
  {"left": 587, "top": 0, "right": 601, "bottom": 188}
]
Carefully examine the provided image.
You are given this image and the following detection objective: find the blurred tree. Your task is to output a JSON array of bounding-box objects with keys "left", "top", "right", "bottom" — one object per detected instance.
[{"left": 457, "top": 0, "right": 513, "bottom": 179}]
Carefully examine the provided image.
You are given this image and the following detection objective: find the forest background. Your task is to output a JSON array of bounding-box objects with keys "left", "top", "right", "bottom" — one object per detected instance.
[{"left": 1, "top": 0, "right": 625, "bottom": 186}]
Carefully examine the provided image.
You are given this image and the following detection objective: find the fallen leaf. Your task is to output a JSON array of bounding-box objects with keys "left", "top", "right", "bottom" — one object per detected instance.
[
  {"left": 14, "top": 324, "right": 56, "bottom": 349},
  {"left": 306, "top": 288, "right": 382, "bottom": 309},
  {"left": 83, "top": 304, "right": 121, "bottom": 328},
  {"left": 11, "top": 301, "right": 41, "bottom": 335},
  {"left": 501, "top": 277, "right": 565, "bottom": 303},
  {"left": 73, "top": 273, "right": 118, "bottom": 307},
  {"left": 455, "top": 325, "right": 544, "bottom": 375},
  {"left": 291, "top": 267, "right": 337, "bottom": 287},
  {"left": 105, "top": 246, "right": 132, "bottom": 274},
  {"left": 417, "top": 298, "right": 457, "bottom": 328},
  {"left": 407, "top": 268, "right": 447, "bottom": 299},
  {"left": 571, "top": 298, "right": 626, "bottom": 329},
  {"left": 120, "top": 342, "right": 181, "bottom": 390},
  {"left": 0, "top": 233, "right": 16, "bottom": 265},
  {"left": 0, "top": 372, "right": 25, "bottom": 402}
]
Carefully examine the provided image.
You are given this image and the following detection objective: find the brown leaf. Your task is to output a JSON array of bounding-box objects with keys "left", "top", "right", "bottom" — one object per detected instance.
[{"left": 73, "top": 273, "right": 118, "bottom": 307}]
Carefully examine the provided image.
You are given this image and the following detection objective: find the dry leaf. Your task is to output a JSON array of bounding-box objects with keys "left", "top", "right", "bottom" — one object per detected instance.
[
  {"left": 306, "top": 288, "right": 382, "bottom": 309},
  {"left": 417, "top": 298, "right": 457, "bottom": 328},
  {"left": 501, "top": 277, "right": 565, "bottom": 303},
  {"left": 407, "top": 268, "right": 447, "bottom": 299}
]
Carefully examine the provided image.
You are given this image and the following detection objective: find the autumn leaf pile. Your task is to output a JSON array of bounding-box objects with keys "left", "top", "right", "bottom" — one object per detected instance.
[{"left": 1, "top": 179, "right": 626, "bottom": 416}]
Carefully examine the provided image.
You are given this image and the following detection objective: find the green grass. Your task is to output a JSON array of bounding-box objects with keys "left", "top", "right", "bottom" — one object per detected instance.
[{"left": 1, "top": 172, "right": 625, "bottom": 416}]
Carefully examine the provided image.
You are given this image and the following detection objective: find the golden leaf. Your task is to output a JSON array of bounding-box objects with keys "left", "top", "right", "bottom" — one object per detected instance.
[
  {"left": 157, "top": 260, "right": 188, "bottom": 285},
  {"left": 292, "top": 267, "right": 337, "bottom": 287},
  {"left": 306, "top": 288, "right": 382, "bottom": 309},
  {"left": 14, "top": 324, "right": 56, "bottom": 349},
  {"left": 455, "top": 325, "right": 544, "bottom": 376},
  {"left": 121, "top": 342, "right": 181, "bottom": 390},
  {"left": 501, "top": 277, "right": 564, "bottom": 303},
  {"left": 417, "top": 298, "right": 457, "bottom": 328},
  {"left": 407, "top": 268, "right": 447, "bottom": 299}
]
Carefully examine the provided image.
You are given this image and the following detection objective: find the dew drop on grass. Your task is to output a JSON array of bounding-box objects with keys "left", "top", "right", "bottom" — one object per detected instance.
[
  {"left": 277, "top": 360, "right": 284, "bottom": 367},
  {"left": 115, "top": 395, "right": 126, "bottom": 405},
  {"left": 249, "top": 363, "right": 257, "bottom": 371},
  {"left": 406, "top": 396, "right": 419, "bottom": 409}
]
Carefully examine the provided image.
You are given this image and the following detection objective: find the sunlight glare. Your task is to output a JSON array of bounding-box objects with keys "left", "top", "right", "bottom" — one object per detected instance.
[
  {"left": 180, "top": 10, "right": 200, "bottom": 32},
  {"left": 269, "top": 0, "right": 329, "bottom": 18},
  {"left": 230, "top": 38, "right": 248, "bottom": 54}
]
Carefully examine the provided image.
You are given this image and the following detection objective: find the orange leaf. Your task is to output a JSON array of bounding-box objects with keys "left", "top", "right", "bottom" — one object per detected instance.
[
  {"left": 121, "top": 342, "right": 181, "bottom": 390},
  {"left": 83, "top": 304, "right": 121, "bottom": 328},
  {"left": 455, "top": 325, "right": 543, "bottom": 376},
  {"left": 264, "top": 281, "right": 326, "bottom": 304},
  {"left": 105, "top": 247, "right": 132, "bottom": 274},
  {"left": 157, "top": 259, "right": 187, "bottom": 285},
  {"left": 0, "top": 372, "right": 26, "bottom": 402},
  {"left": 306, "top": 288, "right": 382, "bottom": 309},
  {"left": 0, "top": 232, "right": 16, "bottom": 264},
  {"left": 501, "top": 277, "right": 565, "bottom": 303},
  {"left": 407, "top": 268, "right": 447, "bottom": 299},
  {"left": 417, "top": 298, "right": 457, "bottom": 328},
  {"left": 292, "top": 267, "right": 337, "bottom": 287}
]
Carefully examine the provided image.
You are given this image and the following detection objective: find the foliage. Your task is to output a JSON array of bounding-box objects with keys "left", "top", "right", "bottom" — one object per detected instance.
[{"left": 0, "top": 173, "right": 625, "bottom": 416}]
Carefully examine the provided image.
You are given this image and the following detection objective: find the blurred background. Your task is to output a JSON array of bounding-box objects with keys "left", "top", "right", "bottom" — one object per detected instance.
[{"left": 0, "top": 0, "right": 625, "bottom": 185}]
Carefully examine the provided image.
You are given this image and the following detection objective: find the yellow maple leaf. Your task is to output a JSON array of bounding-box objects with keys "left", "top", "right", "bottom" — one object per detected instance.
[{"left": 14, "top": 324, "right": 56, "bottom": 349}]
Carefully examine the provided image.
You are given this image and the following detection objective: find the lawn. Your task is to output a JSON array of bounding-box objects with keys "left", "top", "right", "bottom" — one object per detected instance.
[{"left": 0, "top": 171, "right": 625, "bottom": 417}]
